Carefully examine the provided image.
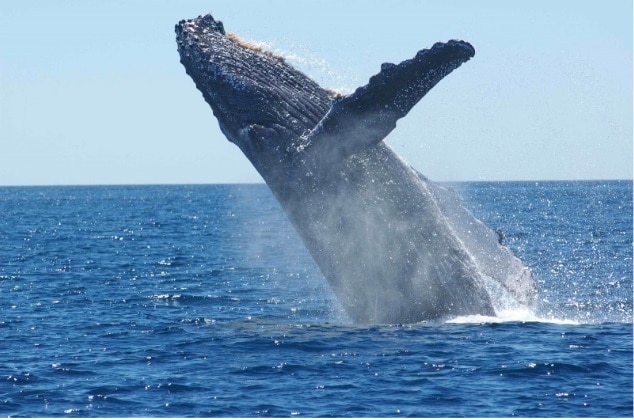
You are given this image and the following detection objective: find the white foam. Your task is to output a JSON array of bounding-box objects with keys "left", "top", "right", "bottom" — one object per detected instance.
[{"left": 446, "top": 307, "right": 581, "bottom": 325}]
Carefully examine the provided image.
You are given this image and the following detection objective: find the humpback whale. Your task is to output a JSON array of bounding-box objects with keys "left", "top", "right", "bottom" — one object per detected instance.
[{"left": 175, "top": 14, "right": 535, "bottom": 323}]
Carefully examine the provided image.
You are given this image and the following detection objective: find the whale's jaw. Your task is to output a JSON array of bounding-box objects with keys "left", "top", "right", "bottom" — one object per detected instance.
[
  {"left": 175, "top": 15, "right": 333, "bottom": 174},
  {"left": 176, "top": 14, "right": 535, "bottom": 323}
]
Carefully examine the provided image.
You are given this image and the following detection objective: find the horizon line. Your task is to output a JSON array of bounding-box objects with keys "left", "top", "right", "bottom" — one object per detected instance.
[{"left": 1, "top": 178, "right": 631, "bottom": 188}]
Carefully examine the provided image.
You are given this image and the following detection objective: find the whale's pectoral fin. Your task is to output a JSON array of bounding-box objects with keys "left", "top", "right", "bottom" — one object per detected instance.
[{"left": 304, "top": 40, "right": 475, "bottom": 164}]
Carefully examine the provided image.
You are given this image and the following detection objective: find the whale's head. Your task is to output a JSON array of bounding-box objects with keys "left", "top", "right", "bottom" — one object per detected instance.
[{"left": 176, "top": 15, "right": 333, "bottom": 166}]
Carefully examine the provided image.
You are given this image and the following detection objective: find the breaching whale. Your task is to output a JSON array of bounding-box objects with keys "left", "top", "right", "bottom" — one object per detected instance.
[{"left": 175, "top": 14, "right": 535, "bottom": 323}]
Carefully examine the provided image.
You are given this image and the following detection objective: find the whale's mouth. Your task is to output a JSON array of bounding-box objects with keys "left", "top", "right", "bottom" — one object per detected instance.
[{"left": 175, "top": 15, "right": 333, "bottom": 154}]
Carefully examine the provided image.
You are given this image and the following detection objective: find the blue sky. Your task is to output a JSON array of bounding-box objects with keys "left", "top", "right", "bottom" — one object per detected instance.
[{"left": 1, "top": 0, "right": 631, "bottom": 185}]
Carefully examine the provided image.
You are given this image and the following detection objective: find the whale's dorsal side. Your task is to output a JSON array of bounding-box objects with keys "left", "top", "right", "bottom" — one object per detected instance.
[{"left": 176, "top": 14, "right": 536, "bottom": 323}]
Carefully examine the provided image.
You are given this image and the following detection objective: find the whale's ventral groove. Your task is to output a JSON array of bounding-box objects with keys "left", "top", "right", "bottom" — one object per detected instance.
[{"left": 176, "top": 14, "right": 536, "bottom": 324}]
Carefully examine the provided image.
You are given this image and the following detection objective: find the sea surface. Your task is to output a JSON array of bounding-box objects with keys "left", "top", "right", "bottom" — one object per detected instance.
[{"left": 0, "top": 180, "right": 631, "bottom": 417}]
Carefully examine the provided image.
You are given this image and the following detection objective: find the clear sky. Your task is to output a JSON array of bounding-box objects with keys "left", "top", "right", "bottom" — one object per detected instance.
[{"left": 1, "top": 0, "right": 631, "bottom": 186}]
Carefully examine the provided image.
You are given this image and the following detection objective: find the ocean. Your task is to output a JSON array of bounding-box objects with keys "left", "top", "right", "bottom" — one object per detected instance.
[{"left": 0, "top": 180, "right": 631, "bottom": 417}]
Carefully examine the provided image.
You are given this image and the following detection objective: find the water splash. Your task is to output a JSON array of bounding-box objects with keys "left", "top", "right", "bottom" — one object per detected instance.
[
  {"left": 445, "top": 309, "right": 581, "bottom": 325},
  {"left": 265, "top": 40, "right": 356, "bottom": 95}
]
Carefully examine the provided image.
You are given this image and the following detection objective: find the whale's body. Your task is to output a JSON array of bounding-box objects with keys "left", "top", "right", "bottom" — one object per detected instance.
[{"left": 176, "top": 15, "right": 535, "bottom": 323}]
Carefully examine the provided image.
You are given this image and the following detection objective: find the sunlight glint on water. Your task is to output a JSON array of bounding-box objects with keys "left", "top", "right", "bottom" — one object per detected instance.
[{"left": 0, "top": 181, "right": 630, "bottom": 417}]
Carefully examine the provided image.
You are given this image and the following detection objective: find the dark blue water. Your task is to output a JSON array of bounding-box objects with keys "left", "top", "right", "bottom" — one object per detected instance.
[{"left": 0, "top": 181, "right": 631, "bottom": 417}]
